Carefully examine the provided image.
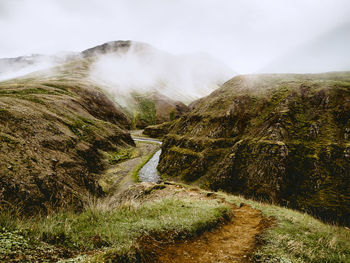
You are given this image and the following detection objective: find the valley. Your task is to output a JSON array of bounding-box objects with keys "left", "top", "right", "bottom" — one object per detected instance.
[{"left": 0, "top": 42, "right": 349, "bottom": 262}]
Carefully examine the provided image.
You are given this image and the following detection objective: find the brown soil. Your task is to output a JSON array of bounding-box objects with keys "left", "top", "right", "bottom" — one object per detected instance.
[
  {"left": 154, "top": 204, "right": 264, "bottom": 263},
  {"left": 137, "top": 183, "right": 269, "bottom": 263}
]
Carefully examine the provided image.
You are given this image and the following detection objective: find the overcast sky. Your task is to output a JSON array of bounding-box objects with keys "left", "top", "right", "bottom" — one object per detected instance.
[{"left": 0, "top": 0, "right": 349, "bottom": 73}]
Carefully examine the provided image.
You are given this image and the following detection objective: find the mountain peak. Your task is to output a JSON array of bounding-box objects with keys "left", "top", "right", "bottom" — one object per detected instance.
[{"left": 81, "top": 40, "right": 133, "bottom": 57}]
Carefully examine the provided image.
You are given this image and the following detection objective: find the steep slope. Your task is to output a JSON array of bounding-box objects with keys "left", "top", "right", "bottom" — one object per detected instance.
[
  {"left": 0, "top": 76, "right": 134, "bottom": 214},
  {"left": 158, "top": 72, "right": 350, "bottom": 225}
]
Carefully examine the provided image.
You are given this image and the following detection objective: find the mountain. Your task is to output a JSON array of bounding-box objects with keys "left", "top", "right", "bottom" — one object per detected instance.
[
  {"left": 84, "top": 41, "right": 233, "bottom": 127},
  {"left": 157, "top": 72, "right": 350, "bottom": 225},
  {"left": 0, "top": 41, "right": 233, "bottom": 128},
  {"left": 0, "top": 40, "right": 232, "bottom": 212},
  {"left": 262, "top": 23, "right": 350, "bottom": 73},
  {"left": 81, "top": 40, "right": 132, "bottom": 57}
]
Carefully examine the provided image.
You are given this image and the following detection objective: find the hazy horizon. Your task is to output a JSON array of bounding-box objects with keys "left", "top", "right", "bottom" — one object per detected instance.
[{"left": 0, "top": 0, "right": 350, "bottom": 74}]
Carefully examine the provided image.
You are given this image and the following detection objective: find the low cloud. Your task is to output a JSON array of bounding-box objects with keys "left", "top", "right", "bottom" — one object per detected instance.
[
  {"left": 1, "top": 0, "right": 349, "bottom": 74},
  {"left": 0, "top": 55, "right": 56, "bottom": 81},
  {"left": 89, "top": 43, "right": 234, "bottom": 104}
]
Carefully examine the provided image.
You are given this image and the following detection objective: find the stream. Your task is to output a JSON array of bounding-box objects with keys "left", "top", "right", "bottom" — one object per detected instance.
[{"left": 133, "top": 137, "right": 162, "bottom": 183}]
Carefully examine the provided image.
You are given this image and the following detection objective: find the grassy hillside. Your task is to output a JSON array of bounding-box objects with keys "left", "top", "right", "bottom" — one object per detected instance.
[
  {"left": 25, "top": 47, "right": 190, "bottom": 129},
  {"left": 0, "top": 75, "right": 134, "bottom": 213},
  {"left": 158, "top": 72, "right": 350, "bottom": 225},
  {"left": 0, "top": 40, "right": 192, "bottom": 213},
  {"left": 129, "top": 91, "right": 188, "bottom": 129},
  {"left": 0, "top": 183, "right": 231, "bottom": 262},
  {"left": 219, "top": 191, "right": 350, "bottom": 263},
  {"left": 1, "top": 182, "right": 349, "bottom": 262}
]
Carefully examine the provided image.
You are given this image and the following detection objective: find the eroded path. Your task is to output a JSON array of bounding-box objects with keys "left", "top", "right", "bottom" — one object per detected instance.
[
  {"left": 156, "top": 205, "right": 263, "bottom": 263},
  {"left": 141, "top": 184, "right": 268, "bottom": 263}
]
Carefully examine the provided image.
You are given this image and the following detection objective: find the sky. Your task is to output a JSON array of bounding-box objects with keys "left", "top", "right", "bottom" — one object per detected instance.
[{"left": 0, "top": 0, "right": 350, "bottom": 74}]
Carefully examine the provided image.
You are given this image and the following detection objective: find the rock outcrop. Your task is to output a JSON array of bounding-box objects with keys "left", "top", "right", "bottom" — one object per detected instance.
[
  {"left": 158, "top": 72, "right": 350, "bottom": 225},
  {"left": 143, "top": 122, "right": 172, "bottom": 139}
]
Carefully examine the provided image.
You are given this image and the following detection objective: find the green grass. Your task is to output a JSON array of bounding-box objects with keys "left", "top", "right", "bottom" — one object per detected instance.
[
  {"left": 66, "top": 117, "right": 95, "bottom": 140},
  {"left": 0, "top": 87, "right": 56, "bottom": 96},
  {"left": 0, "top": 228, "right": 30, "bottom": 258},
  {"left": 217, "top": 193, "right": 350, "bottom": 263},
  {"left": 0, "top": 198, "right": 230, "bottom": 261},
  {"left": 131, "top": 92, "right": 156, "bottom": 128},
  {"left": 105, "top": 149, "right": 133, "bottom": 165}
]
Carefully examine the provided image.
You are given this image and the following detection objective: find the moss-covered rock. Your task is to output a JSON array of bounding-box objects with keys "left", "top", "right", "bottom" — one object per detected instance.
[
  {"left": 158, "top": 72, "right": 350, "bottom": 225},
  {"left": 143, "top": 122, "right": 172, "bottom": 139}
]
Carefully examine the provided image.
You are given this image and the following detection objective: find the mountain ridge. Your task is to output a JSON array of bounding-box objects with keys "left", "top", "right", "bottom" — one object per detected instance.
[{"left": 157, "top": 71, "right": 350, "bottom": 226}]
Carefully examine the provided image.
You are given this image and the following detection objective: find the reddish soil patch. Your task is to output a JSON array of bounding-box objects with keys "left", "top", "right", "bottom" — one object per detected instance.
[{"left": 139, "top": 184, "right": 269, "bottom": 263}]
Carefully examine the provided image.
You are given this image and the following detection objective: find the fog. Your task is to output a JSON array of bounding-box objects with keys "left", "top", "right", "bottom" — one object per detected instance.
[
  {"left": 0, "top": 0, "right": 349, "bottom": 74},
  {"left": 89, "top": 43, "right": 233, "bottom": 103},
  {"left": 0, "top": 54, "right": 72, "bottom": 81}
]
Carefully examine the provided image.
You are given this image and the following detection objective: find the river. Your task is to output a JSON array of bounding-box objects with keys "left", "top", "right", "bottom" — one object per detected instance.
[{"left": 133, "top": 137, "right": 162, "bottom": 183}]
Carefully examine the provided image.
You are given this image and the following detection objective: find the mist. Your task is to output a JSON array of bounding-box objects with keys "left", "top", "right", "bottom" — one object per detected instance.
[
  {"left": 89, "top": 43, "right": 233, "bottom": 103},
  {"left": 0, "top": 52, "right": 78, "bottom": 81},
  {"left": 0, "top": 56, "right": 56, "bottom": 81},
  {"left": 0, "top": 0, "right": 349, "bottom": 74}
]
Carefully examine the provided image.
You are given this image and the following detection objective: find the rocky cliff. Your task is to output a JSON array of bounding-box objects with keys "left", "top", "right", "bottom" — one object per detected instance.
[{"left": 158, "top": 72, "right": 350, "bottom": 225}]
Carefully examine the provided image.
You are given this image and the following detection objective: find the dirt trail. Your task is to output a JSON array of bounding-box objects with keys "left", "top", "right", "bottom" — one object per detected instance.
[
  {"left": 141, "top": 184, "right": 268, "bottom": 263},
  {"left": 154, "top": 206, "right": 264, "bottom": 263}
]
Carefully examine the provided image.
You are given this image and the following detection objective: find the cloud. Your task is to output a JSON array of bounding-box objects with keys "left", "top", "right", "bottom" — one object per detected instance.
[
  {"left": 0, "top": 0, "right": 349, "bottom": 73},
  {"left": 0, "top": 55, "right": 59, "bottom": 81},
  {"left": 89, "top": 42, "right": 233, "bottom": 105}
]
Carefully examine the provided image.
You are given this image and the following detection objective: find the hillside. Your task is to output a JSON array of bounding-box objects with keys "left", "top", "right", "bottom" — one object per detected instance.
[
  {"left": 0, "top": 76, "right": 134, "bottom": 213},
  {"left": 2, "top": 40, "right": 227, "bottom": 128},
  {"left": 0, "top": 39, "right": 217, "bottom": 213},
  {"left": 1, "top": 67, "right": 349, "bottom": 261},
  {"left": 1, "top": 182, "right": 349, "bottom": 262},
  {"left": 158, "top": 72, "right": 350, "bottom": 225}
]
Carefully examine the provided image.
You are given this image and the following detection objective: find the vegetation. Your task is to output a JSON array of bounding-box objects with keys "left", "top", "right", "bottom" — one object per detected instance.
[
  {"left": 159, "top": 72, "right": 350, "bottom": 226},
  {"left": 143, "top": 121, "right": 172, "bottom": 139},
  {"left": 132, "top": 92, "right": 156, "bottom": 128},
  {"left": 217, "top": 192, "right": 350, "bottom": 263},
  {"left": 105, "top": 148, "right": 136, "bottom": 165},
  {"left": 0, "top": 76, "right": 134, "bottom": 214},
  {"left": 0, "top": 198, "right": 230, "bottom": 262}
]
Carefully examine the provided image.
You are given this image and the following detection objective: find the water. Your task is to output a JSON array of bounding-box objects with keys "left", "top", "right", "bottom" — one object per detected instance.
[
  {"left": 138, "top": 150, "right": 162, "bottom": 183},
  {"left": 133, "top": 137, "right": 162, "bottom": 183}
]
